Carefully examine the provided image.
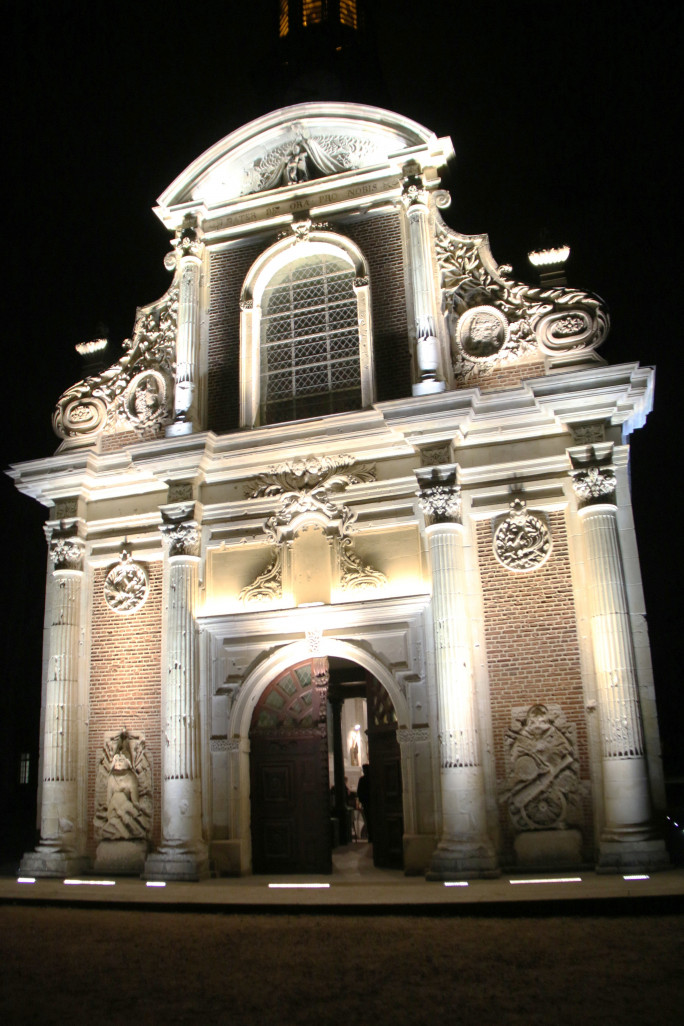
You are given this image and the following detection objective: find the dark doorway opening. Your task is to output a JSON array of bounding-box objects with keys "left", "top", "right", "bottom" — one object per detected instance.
[{"left": 249, "top": 656, "right": 404, "bottom": 875}]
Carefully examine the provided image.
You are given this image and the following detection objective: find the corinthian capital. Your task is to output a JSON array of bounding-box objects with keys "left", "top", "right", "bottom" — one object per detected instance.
[
  {"left": 569, "top": 450, "right": 617, "bottom": 507},
  {"left": 400, "top": 161, "right": 428, "bottom": 213},
  {"left": 49, "top": 523, "right": 85, "bottom": 572},
  {"left": 416, "top": 468, "right": 462, "bottom": 526},
  {"left": 172, "top": 217, "right": 204, "bottom": 261},
  {"left": 160, "top": 509, "right": 200, "bottom": 557}
]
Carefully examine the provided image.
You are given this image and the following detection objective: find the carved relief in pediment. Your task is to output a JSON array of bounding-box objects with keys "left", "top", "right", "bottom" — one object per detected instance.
[
  {"left": 53, "top": 286, "right": 178, "bottom": 442},
  {"left": 436, "top": 224, "right": 609, "bottom": 385}
]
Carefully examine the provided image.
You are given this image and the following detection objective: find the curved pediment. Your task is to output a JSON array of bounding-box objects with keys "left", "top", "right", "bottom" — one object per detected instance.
[{"left": 156, "top": 102, "right": 451, "bottom": 219}]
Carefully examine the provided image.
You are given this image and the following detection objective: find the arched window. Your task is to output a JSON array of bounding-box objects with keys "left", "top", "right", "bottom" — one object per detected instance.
[{"left": 240, "top": 232, "right": 374, "bottom": 428}]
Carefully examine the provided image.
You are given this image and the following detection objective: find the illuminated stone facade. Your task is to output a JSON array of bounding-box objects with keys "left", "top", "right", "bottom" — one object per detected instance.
[{"left": 13, "top": 104, "right": 668, "bottom": 878}]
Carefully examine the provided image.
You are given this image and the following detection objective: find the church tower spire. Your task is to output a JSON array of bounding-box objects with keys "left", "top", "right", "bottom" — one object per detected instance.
[{"left": 276, "top": 1, "right": 386, "bottom": 105}]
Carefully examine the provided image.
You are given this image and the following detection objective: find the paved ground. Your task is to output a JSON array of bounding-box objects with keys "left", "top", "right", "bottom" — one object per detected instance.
[
  {"left": 2, "top": 842, "right": 684, "bottom": 914},
  {"left": 2, "top": 847, "right": 682, "bottom": 1024}
]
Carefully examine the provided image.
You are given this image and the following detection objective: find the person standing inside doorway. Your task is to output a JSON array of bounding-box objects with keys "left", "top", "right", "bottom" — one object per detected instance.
[{"left": 356, "top": 763, "right": 372, "bottom": 842}]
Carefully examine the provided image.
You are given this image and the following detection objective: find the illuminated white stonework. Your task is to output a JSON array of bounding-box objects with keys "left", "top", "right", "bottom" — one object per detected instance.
[{"left": 12, "top": 103, "right": 667, "bottom": 880}]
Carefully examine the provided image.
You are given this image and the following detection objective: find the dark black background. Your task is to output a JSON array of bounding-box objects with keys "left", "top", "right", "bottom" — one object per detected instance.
[{"left": 2, "top": 1, "right": 680, "bottom": 851}]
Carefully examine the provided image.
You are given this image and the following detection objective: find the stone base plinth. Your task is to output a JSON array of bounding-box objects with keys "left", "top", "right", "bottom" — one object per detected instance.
[
  {"left": 402, "top": 834, "right": 437, "bottom": 876},
  {"left": 427, "top": 840, "right": 499, "bottom": 880},
  {"left": 412, "top": 379, "right": 445, "bottom": 396},
  {"left": 95, "top": 839, "right": 148, "bottom": 876},
  {"left": 19, "top": 849, "right": 90, "bottom": 879},
  {"left": 165, "top": 421, "right": 193, "bottom": 437},
  {"left": 597, "top": 837, "right": 670, "bottom": 874},
  {"left": 143, "top": 850, "right": 210, "bottom": 882},
  {"left": 209, "top": 840, "right": 245, "bottom": 877},
  {"left": 514, "top": 829, "right": 583, "bottom": 869}
]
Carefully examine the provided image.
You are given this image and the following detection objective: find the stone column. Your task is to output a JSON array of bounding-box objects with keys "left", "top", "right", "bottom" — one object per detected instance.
[
  {"left": 167, "top": 219, "right": 203, "bottom": 436},
  {"left": 570, "top": 453, "right": 668, "bottom": 871},
  {"left": 144, "top": 510, "right": 208, "bottom": 880},
  {"left": 401, "top": 164, "right": 446, "bottom": 396},
  {"left": 417, "top": 469, "right": 498, "bottom": 879},
  {"left": 21, "top": 524, "right": 89, "bottom": 878}
]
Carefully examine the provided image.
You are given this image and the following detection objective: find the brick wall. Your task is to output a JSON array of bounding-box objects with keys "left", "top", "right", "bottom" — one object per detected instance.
[
  {"left": 456, "top": 359, "right": 547, "bottom": 393},
  {"left": 207, "top": 239, "right": 266, "bottom": 434},
  {"left": 476, "top": 512, "right": 593, "bottom": 860},
  {"left": 87, "top": 562, "right": 163, "bottom": 854},
  {"left": 344, "top": 211, "right": 411, "bottom": 402}
]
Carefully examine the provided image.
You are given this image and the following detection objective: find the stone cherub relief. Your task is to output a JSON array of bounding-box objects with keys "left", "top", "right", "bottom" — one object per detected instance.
[
  {"left": 501, "top": 704, "right": 583, "bottom": 833},
  {"left": 94, "top": 730, "right": 152, "bottom": 843}
]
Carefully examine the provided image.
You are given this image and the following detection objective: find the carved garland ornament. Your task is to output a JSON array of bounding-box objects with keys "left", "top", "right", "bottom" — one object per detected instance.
[
  {"left": 435, "top": 224, "right": 609, "bottom": 383},
  {"left": 246, "top": 454, "right": 375, "bottom": 498},
  {"left": 493, "top": 499, "right": 551, "bottom": 572},
  {"left": 104, "top": 550, "right": 149, "bottom": 614},
  {"left": 53, "top": 285, "right": 179, "bottom": 441},
  {"left": 240, "top": 455, "right": 385, "bottom": 604}
]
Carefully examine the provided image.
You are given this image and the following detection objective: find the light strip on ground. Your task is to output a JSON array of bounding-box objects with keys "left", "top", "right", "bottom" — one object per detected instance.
[
  {"left": 509, "top": 877, "right": 582, "bottom": 885},
  {"left": 268, "top": 882, "right": 330, "bottom": 889},
  {"left": 17, "top": 877, "right": 35, "bottom": 884},
  {"left": 64, "top": 879, "right": 116, "bottom": 886},
  {"left": 623, "top": 874, "right": 650, "bottom": 881},
  {"left": 146, "top": 881, "right": 167, "bottom": 888},
  {"left": 444, "top": 881, "right": 469, "bottom": 887}
]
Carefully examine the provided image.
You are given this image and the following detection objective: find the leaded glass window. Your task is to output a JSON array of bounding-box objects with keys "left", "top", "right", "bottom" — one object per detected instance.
[{"left": 259, "top": 254, "right": 362, "bottom": 424}]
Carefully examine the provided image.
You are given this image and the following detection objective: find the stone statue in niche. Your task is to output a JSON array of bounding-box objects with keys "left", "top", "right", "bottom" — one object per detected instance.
[
  {"left": 94, "top": 729, "right": 152, "bottom": 875},
  {"left": 502, "top": 704, "right": 582, "bottom": 832}
]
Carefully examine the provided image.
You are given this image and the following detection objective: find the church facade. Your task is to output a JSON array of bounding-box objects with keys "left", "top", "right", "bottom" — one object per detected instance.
[{"left": 13, "top": 103, "right": 668, "bottom": 880}]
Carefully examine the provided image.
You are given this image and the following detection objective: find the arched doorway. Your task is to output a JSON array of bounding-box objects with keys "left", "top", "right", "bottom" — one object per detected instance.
[
  {"left": 249, "top": 658, "right": 331, "bottom": 874},
  {"left": 249, "top": 654, "right": 403, "bottom": 874}
]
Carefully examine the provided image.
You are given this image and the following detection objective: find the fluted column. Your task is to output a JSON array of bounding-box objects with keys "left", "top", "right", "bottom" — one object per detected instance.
[
  {"left": 417, "top": 469, "right": 498, "bottom": 879},
  {"left": 401, "top": 165, "right": 446, "bottom": 396},
  {"left": 21, "top": 524, "right": 90, "bottom": 877},
  {"left": 145, "top": 509, "right": 208, "bottom": 880},
  {"left": 167, "top": 219, "right": 203, "bottom": 436},
  {"left": 570, "top": 453, "right": 668, "bottom": 871}
]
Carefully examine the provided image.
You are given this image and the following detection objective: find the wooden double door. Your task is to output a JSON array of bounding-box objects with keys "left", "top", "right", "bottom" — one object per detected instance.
[
  {"left": 249, "top": 659, "right": 403, "bottom": 874},
  {"left": 250, "top": 659, "right": 331, "bottom": 875}
]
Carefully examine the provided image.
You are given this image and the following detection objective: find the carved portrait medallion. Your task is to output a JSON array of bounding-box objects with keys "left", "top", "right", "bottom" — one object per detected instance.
[
  {"left": 122, "top": 370, "right": 169, "bottom": 428},
  {"left": 456, "top": 305, "right": 509, "bottom": 358}
]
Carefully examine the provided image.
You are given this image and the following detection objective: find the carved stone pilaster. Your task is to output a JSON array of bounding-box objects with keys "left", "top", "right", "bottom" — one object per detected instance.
[
  {"left": 144, "top": 508, "right": 207, "bottom": 881},
  {"left": 167, "top": 217, "right": 204, "bottom": 435},
  {"left": 21, "top": 522, "right": 89, "bottom": 878},
  {"left": 415, "top": 469, "right": 498, "bottom": 879},
  {"left": 400, "top": 162, "right": 445, "bottom": 395},
  {"left": 568, "top": 454, "right": 668, "bottom": 871}
]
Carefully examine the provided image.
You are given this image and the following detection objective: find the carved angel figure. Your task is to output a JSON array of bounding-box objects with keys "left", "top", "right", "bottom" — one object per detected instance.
[{"left": 94, "top": 730, "right": 153, "bottom": 842}]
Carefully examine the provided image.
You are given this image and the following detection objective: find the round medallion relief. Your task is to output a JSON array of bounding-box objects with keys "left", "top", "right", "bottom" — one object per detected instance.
[
  {"left": 493, "top": 501, "right": 551, "bottom": 572},
  {"left": 456, "top": 305, "right": 509, "bottom": 358},
  {"left": 104, "top": 552, "right": 149, "bottom": 613}
]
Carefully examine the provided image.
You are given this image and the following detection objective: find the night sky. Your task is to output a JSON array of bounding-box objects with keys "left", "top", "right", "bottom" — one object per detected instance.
[{"left": 2, "top": 1, "right": 681, "bottom": 838}]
